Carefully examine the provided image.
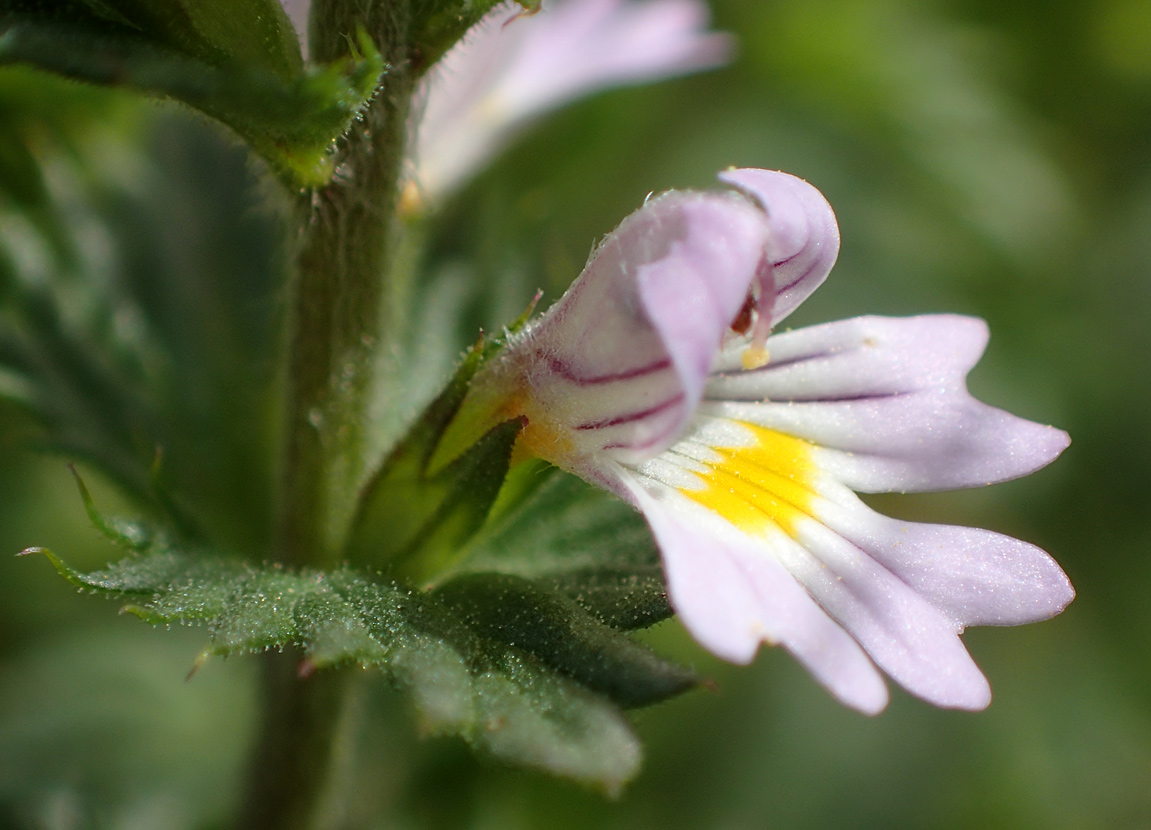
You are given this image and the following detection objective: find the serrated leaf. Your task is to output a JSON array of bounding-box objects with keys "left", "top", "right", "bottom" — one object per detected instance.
[
  {"left": 0, "top": 83, "right": 290, "bottom": 544},
  {"left": 23, "top": 545, "right": 642, "bottom": 791},
  {"left": 331, "top": 574, "right": 641, "bottom": 791},
  {"left": 0, "top": 13, "right": 382, "bottom": 186},
  {"left": 434, "top": 572, "right": 696, "bottom": 708},
  {"left": 26, "top": 482, "right": 651, "bottom": 788}
]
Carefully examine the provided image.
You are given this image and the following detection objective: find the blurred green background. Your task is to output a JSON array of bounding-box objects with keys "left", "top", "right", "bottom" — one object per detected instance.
[{"left": 3, "top": 0, "right": 1151, "bottom": 827}]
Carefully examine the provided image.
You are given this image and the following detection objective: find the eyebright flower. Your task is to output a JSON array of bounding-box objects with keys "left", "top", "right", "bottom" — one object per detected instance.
[
  {"left": 405, "top": 0, "right": 734, "bottom": 209},
  {"left": 444, "top": 168, "right": 1074, "bottom": 714}
]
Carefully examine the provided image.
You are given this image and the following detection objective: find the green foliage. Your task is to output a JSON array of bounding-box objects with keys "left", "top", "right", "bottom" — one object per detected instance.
[
  {"left": 0, "top": 93, "right": 282, "bottom": 550},
  {"left": 25, "top": 543, "right": 640, "bottom": 790},
  {"left": 0, "top": 0, "right": 383, "bottom": 185},
  {"left": 434, "top": 571, "right": 694, "bottom": 708},
  {"left": 453, "top": 465, "right": 674, "bottom": 629},
  {"left": 0, "top": 69, "right": 134, "bottom": 273},
  {"left": 346, "top": 338, "right": 524, "bottom": 581},
  {"left": 1, "top": 0, "right": 1150, "bottom": 824},
  {"left": 67, "top": 0, "right": 304, "bottom": 79},
  {"left": 21, "top": 472, "right": 698, "bottom": 791}
]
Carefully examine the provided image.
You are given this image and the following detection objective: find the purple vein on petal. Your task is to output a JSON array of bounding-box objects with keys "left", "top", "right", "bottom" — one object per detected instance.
[
  {"left": 574, "top": 393, "right": 685, "bottom": 431},
  {"left": 703, "top": 390, "right": 915, "bottom": 404},
  {"left": 773, "top": 254, "right": 824, "bottom": 294},
  {"left": 601, "top": 424, "right": 683, "bottom": 454},
  {"left": 542, "top": 354, "right": 673, "bottom": 386}
]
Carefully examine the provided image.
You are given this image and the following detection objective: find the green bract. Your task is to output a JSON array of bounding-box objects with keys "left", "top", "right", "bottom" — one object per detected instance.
[
  {"left": 0, "top": 0, "right": 383, "bottom": 185},
  {"left": 346, "top": 335, "right": 526, "bottom": 581}
]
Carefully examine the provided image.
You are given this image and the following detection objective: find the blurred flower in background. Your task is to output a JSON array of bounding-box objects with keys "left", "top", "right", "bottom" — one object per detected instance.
[
  {"left": 278, "top": 0, "right": 733, "bottom": 209},
  {"left": 406, "top": 0, "right": 733, "bottom": 209}
]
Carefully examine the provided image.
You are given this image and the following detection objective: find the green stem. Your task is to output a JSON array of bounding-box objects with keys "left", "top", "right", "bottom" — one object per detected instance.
[
  {"left": 277, "top": 3, "right": 416, "bottom": 570},
  {"left": 236, "top": 653, "right": 349, "bottom": 830},
  {"left": 240, "top": 4, "right": 416, "bottom": 829}
]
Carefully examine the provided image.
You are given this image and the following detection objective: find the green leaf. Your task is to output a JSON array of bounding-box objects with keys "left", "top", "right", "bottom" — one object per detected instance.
[
  {"left": 453, "top": 465, "right": 675, "bottom": 629},
  {"left": 0, "top": 80, "right": 293, "bottom": 545},
  {"left": 22, "top": 543, "right": 643, "bottom": 791},
  {"left": 434, "top": 572, "right": 696, "bottom": 708},
  {"left": 21, "top": 478, "right": 657, "bottom": 789},
  {"left": 546, "top": 565, "right": 676, "bottom": 631},
  {"left": 332, "top": 575, "right": 642, "bottom": 793},
  {"left": 345, "top": 336, "right": 523, "bottom": 580},
  {"left": 75, "top": 0, "right": 305, "bottom": 80},
  {"left": 412, "top": 0, "right": 541, "bottom": 74},
  {"left": 68, "top": 463, "right": 159, "bottom": 553},
  {"left": 0, "top": 9, "right": 382, "bottom": 186}
]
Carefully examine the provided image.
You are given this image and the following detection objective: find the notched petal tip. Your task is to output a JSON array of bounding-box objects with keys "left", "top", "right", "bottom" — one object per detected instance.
[{"left": 624, "top": 479, "right": 893, "bottom": 714}]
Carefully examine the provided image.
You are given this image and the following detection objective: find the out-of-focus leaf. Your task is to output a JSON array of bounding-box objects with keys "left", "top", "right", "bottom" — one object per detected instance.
[
  {"left": 743, "top": 0, "right": 1074, "bottom": 266},
  {"left": 0, "top": 7, "right": 382, "bottom": 185},
  {"left": 435, "top": 572, "right": 696, "bottom": 708},
  {"left": 72, "top": 0, "right": 304, "bottom": 80},
  {"left": 0, "top": 626, "right": 255, "bottom": 830},
  {"left": 0, "top": 86, "right": 289, "bottom": 550},
  {"left": 0, "top": 126, "right": 48, "bottom": 210}
]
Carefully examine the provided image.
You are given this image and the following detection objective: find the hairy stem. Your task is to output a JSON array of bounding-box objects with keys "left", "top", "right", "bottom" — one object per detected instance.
[
  {"left": 241, "top": 3, "right": 416, "bottom": 829},
  {"left": 277, "top": 2, "right": 415, "bottom": 570}
]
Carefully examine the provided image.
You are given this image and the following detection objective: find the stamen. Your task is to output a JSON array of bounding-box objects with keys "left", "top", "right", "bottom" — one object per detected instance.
[
  {"left": 741, "top": 345, "right": 770, "bottom": 371},
  {"left": 739, "top": 256, "right": 775, "bottom": 370}
]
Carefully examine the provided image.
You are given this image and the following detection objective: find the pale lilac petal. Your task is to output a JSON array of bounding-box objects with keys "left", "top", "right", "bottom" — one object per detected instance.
[
  {"left": 628, "top": 449, "right": 995, "bottom": 710},
  {"left": 522, "top": 191, "right": 769, "bottom": 462},
  {"left": 705, "top": 315, "right": 1070, "bottom": 491},
  {"left": 408, "top": 2, "right": 526, "bottom": 202},
  {"left": 410, "top": 0, "right": 733, "bottom": 204},
  {"left": 612, "top": 472, "right": 890, "bottom": 714},
  {"left": 788, "top": 519, "right": 993, "bottom": 709},
  {"left": 813, "top": 488, "right": 1075, "bottom": 627},
  {"left": 505, "top": 0, "right": 735, "bottom": 118},
  {"left": 718, "top": 169, "right": 840, "bottom": 325}
]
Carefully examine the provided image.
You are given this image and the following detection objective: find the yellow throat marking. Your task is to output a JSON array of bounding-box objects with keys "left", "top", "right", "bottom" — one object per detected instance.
[{"left": 680, "top": 422, "right": 818, "bottom": 538}]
